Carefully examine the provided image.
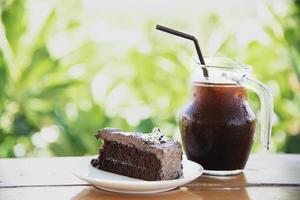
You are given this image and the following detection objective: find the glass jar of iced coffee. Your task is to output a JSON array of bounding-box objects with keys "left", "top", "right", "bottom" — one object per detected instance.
[{"left": 179, "top": 57, "right": 273, "bottom": 175}]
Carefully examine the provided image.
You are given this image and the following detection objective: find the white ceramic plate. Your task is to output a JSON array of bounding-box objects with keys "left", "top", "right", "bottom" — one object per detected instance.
[{"left": 73, "top": 156, "right": 203, "bottom": 194}]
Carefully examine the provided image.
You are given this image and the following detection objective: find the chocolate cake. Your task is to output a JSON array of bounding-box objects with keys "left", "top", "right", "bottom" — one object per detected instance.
[{"left": 91, "top": 128, "right": 183, "bottom": 181}]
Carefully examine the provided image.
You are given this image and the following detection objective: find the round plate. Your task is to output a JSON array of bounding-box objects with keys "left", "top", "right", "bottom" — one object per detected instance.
[{"left": 73, "top": 156, "right": 203, "bottom": 194}]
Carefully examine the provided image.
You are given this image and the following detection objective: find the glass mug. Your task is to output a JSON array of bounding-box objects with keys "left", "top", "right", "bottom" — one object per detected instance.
[{"left": 179, "top": 57, "right": 273, "bottom": 175}]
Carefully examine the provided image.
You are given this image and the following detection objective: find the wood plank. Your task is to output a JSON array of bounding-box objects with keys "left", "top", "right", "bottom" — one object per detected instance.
[
  {"left": 0, "top": 154, "right": 300, "bottom": 188},
  {"left": 1, "top": 186, "right": 300, "bottom": 200},
  {"left": 0, "top": 157, "right": 85, "bottom": 187}
]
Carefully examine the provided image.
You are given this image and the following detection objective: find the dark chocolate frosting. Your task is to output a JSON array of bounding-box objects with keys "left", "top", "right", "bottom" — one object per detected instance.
[{"left": 96, "top": 127, "right": 176, "bottom": 150}]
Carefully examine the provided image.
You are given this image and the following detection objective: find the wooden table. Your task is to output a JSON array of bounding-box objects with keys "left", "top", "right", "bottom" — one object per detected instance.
[{"left": 0, "top": 154, "right": 300, "bottom": 200}]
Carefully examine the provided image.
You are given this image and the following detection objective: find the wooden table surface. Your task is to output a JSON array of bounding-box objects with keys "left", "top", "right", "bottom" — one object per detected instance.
[{"left": 0, "top": 154, "right": 300, "bottom": 200}]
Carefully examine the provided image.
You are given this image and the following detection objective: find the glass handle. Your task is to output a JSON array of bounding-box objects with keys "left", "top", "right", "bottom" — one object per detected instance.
[{"left": 242, "top": 77, "right": 273, "bottom": 150}]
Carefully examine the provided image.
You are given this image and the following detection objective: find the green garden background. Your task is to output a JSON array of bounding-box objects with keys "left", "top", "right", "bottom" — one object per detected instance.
[{"left": 0, "top": 0, "right": 300, "bottom": 157}]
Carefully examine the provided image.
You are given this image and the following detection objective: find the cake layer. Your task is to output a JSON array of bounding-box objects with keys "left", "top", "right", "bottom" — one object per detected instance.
[
  {"left": 97, "top": 158, "right": 161, "bottom": 181},
  {"left": 99, "top": 140, "right": 161, "bottom": 171}
]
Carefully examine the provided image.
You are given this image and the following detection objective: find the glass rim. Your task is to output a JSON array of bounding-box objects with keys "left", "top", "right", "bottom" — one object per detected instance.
[{"left": 192, "top": 56, "right": 252, "bottom": 72}]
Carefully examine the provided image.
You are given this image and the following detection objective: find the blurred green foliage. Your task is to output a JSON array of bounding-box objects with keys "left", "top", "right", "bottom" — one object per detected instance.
[{"left": 0, "top": 0, "right": 299, "bottom": 157}]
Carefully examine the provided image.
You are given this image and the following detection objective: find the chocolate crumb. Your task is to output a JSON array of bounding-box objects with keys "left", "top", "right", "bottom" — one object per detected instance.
[{"left": 91, "top": 159, "right": 99, "bottom": 167}]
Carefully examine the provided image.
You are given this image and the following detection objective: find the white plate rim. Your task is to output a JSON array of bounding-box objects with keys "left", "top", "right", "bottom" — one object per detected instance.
[{"left": 72, "top": 156, "right": 203, "bottom": 193}]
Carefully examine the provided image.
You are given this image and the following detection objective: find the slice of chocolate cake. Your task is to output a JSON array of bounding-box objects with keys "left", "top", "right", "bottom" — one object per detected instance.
[{"left": 91, "top": 128, "right": 183, "bottom": 181}]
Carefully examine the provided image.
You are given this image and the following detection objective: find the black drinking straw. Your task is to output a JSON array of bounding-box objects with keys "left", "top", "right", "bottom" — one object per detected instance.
[{"left": 156, "top": 24, "right": 208, "bottom": 78}]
